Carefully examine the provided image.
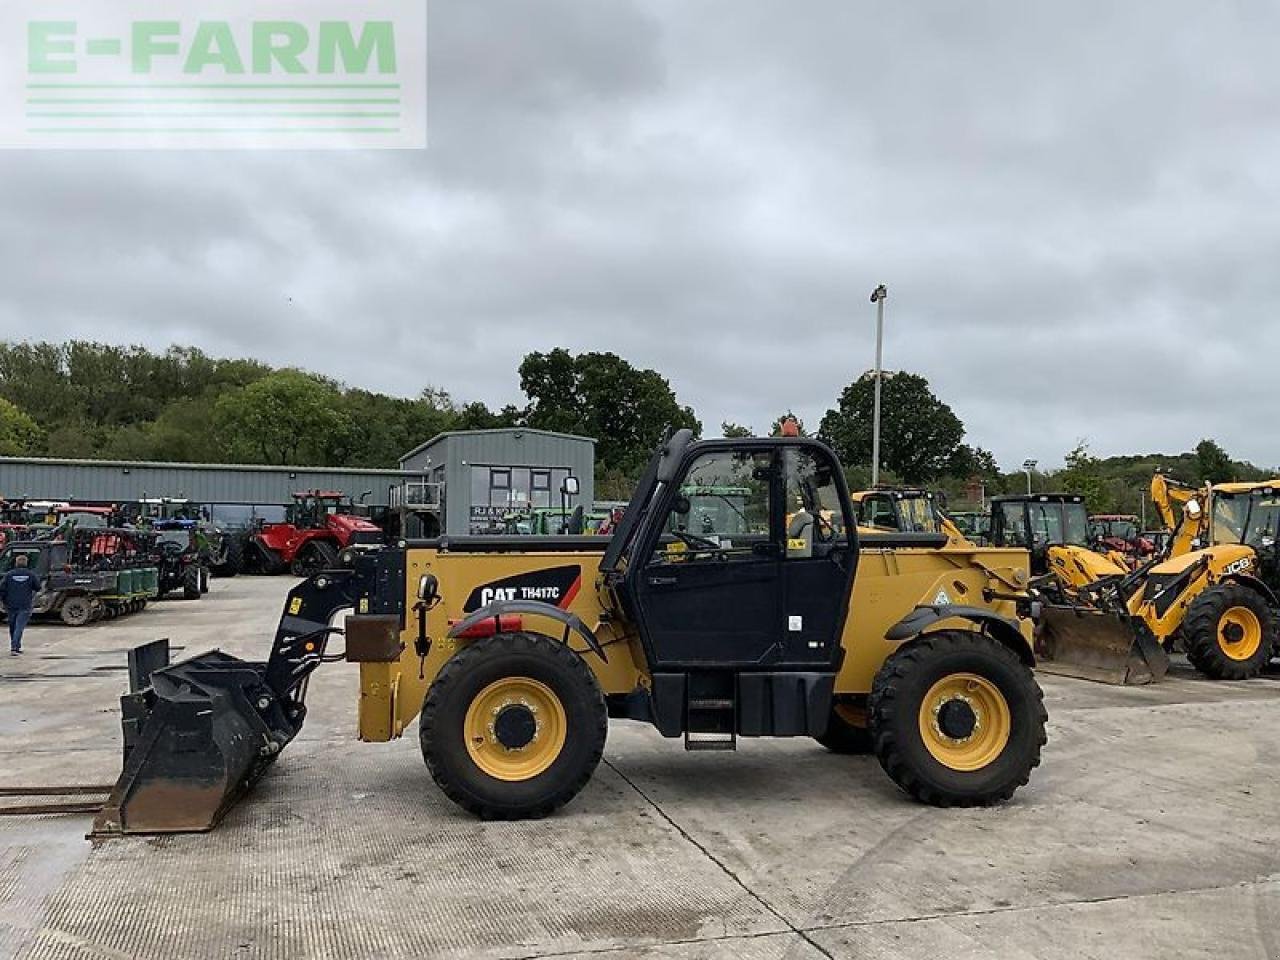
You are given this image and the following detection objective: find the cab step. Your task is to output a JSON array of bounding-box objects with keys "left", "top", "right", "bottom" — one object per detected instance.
[
  {"left": 684, "top": 731, "right": 737, "bottom": 751},
  {"left": 684, "top": 674, "right": 737, "bottom": 751}
]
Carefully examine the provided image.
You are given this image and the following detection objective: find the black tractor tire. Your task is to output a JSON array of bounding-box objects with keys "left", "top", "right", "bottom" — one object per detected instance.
[
  {"left": 815, "top": 701, "right": 874, "bottom": 754},
  {"left": 60, "top": 596, "right": 94, "bottom": 627},
  {"left": 420, "top": 631, "right": 607, "bottom": 820},
  {"left": 243, "top": 538, "right": 286, "bottom": 576},
  {"left": 1183, "top": 583, "right": 1275, "bottom": 680},
  {"left": 211, "top": 536, "right": 242, "bottom": 578},
  {"left": 289, "top": 541, "right": 340, "bottom": 578},
  {"left": 182, "top": 564, "right": 202, "bottom": 600},
  {"left": 869, "top": 630, "right": 1047, "bottom": 807}
]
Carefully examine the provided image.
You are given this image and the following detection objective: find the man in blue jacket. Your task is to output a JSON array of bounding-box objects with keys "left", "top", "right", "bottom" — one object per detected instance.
[{"left": 2, "top": 555, "right": 41, "bottom": 655}]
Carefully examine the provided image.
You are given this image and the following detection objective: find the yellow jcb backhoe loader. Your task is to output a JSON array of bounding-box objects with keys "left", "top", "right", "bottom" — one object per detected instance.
[
  {"left": 93, "top": 431, "right": 1047, "bottom": 835},
  {"left": 992, "top": 479, "right": 1280, "bottom": 685},
  {"left": 1128, "top": 478, "right": 1280, "bottom": 680},
  {"left": 986, "top": 493, "right": 1166, "bottom": 684}
]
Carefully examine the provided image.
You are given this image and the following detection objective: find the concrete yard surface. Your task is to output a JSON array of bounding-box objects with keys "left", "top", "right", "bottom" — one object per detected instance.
[{"left": 2, "top": 576, "right": 1279, "bottom": 959}]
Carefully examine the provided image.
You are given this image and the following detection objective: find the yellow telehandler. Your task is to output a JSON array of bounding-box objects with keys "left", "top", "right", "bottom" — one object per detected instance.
[
  {"left": 93, "top": 430, "right": 1047, "bottom": 834},
  {"left": 850, "top": 487, "right": 974, "bottom": 546}
]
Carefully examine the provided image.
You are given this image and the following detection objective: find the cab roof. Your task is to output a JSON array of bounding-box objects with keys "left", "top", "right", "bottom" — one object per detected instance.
[
  {"left": 1211, "top": 480, "right": 1280, "bottom": 494},
  {"left": 990, "top": 493, "right": 1085, "bottom": 504}
]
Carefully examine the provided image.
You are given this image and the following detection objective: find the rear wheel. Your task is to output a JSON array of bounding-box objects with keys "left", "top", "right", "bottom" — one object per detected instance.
[
  {"left": 1184, "top": 584, "right": 1274, "bottom": 680},
  {"left": 182, "top": 564, "right": 202, "bottom": 600},
  {"left": 420, "top": 631, "right": 607, "bottom": 819},
  {"left": 815, "top": 701, "right": 873, "bottom": 754},
  {"left": 869, "top": 630, "right": 1046, "bottom": 807},
  {"left": 211, "top": 536, "right": 243, "bottom": 578},
  {"left": 60, "top": 596, "right": 93, "bottom": 627}
]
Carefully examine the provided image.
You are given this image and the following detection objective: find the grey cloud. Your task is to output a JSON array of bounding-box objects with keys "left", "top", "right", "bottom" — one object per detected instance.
[{"left": 2, "top": 0, "right": 1278, "bottom": 471}]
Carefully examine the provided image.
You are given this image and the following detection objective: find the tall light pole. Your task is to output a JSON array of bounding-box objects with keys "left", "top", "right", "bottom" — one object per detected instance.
[
  {"left": 869, "top": 284, "right": 888, "bottom": 486},
  {"left": 1022, "top": 459, "right": 1037, "bottom": 496}
]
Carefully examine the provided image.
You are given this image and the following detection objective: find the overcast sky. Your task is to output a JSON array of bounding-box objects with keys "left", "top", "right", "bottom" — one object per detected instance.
[{"left": 2, "top": 1, "right": 1278, "bottom": 470}]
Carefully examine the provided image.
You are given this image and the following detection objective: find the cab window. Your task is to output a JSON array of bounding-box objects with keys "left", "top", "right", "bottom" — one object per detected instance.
[
  {"left": 0, "top": 547, "right": 43, "bottom": 573},
  {"left": 654, "top": 449, "right": 772, "bottom": 563},
  {"left": 998, "top": 502, "right": 1029, "bottom": 546},
  {"left": 864, "top": 496, "right": 898, "bottom": 529},
  {"left": 784, "top": 448, "right": 848, "bottom": 559}
]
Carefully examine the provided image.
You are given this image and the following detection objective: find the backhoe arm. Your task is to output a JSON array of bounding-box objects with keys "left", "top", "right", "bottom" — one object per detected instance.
[{"left": 1150, "top": 473, "right": 1205, "bottom": 558}]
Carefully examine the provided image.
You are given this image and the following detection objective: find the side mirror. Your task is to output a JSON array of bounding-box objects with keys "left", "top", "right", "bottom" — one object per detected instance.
[
  {"left": 417, "top": 573, "right": 439, "bottom": 603},
  {"left": 561, "top": 477, "right": 580, "bottom": 497}
]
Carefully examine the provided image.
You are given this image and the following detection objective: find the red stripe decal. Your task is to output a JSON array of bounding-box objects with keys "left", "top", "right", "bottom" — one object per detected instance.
[{"left": 560, "top": 574, "right": 582, "bottom": 609}]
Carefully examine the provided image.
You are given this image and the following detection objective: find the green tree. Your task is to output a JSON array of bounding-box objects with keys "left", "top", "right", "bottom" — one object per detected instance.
[
  {"left": 454, "top": 401, "right": 521, "bottom": 431},
  {"left": 213, "top": 370, "right": 348, "bottom": 465},
  {"left": 947, "top": 443, "right": 1000, "bottom": 480},
  {"left": 721, "top": 421, "right": 753, "bottom": 438},
  {"left": 0, "top": 398, "right": 41, "bottom": 455},
  {"left": 818, "top": 371, "right": 964, "bottom": 483},
  {"left": 1195, "top": 438, "right": 1235, "bottom": 485},
  {"left": 520, "top": 348, "right": 700, "bottom": 478},
  {"left": 1055, "top": 442, "right": 1105, "bottom": 510}
]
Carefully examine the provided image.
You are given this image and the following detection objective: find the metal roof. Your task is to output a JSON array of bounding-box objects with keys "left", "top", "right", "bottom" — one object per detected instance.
[
  {"left": 399, "top": 427, "right": 595, "bottom": 464},
  {"left": 0, "top": 455, "right": 425, "bottom": 477}
]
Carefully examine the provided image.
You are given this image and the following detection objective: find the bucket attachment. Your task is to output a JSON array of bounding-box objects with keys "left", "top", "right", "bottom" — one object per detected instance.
[
  {"left": 92, "top": 563, "right": 384, "bottom": 837},
  {"left": 91, "top": 640, "right": 297, "bottom": 835},
  {"left": 1036, "top": 604, "right": 1169, "bottom": 685}
]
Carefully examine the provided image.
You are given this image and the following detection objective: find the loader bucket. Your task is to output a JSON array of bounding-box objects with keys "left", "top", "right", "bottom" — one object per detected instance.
[
  {"left": 91, "top": 639, "right": 298, "bottom": 836},
  {"left": 92, "top": 561, "right": 387, "bottom": 837},
  {"left": 1036, "top": 605, "right": 1170, "bottom": 685}
]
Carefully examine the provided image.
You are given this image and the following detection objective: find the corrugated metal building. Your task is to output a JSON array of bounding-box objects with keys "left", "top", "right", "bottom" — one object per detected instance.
[
  {"left": 0, "top": 427, "right": 598, "bottom": 537},
  {"left": 399, "top": 428, "right": 595, "bottom": 535},
  {"left": 0, "top": 456, "right": 421, "bottom": 509}
]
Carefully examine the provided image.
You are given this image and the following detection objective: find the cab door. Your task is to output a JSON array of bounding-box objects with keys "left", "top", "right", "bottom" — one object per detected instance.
[
  {"left": 629, "top": 446, "right": 783, "bottom": 667},
  {"left": 779, "top": 446, "right": 857, "bottom": 665}
]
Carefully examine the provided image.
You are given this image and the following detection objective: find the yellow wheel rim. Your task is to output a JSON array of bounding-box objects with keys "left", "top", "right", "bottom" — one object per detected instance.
[
  {"left": 917, "top": 673, "right": 1011, "bottom": 772},
  {"left": 464, "top": 677, "right": 567, "bottom": 781},
  {"left": 1218, "top": 606, "right": 1263, "bottom": 662}
]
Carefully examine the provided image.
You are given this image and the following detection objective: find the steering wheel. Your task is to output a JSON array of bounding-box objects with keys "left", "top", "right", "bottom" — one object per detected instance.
[{"left": 671, "top": 529, "right": 727, "bottom": 557}]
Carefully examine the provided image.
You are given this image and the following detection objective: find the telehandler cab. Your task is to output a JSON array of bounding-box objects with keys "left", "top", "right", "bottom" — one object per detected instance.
[
  {"left": 94, "top": 431, "right": 1046, "bottom": 835},
  {"left": 850, "top": 487, "right": 973, "bottom": 546}
]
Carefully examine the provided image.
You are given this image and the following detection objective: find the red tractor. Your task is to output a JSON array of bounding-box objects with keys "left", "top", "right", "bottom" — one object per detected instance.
[
  {"left": 1087, "top": 513, "right": 1156, "bottom": 568},
  {"left": 247, "top": 491, "right": 383, "bottom": 577}
]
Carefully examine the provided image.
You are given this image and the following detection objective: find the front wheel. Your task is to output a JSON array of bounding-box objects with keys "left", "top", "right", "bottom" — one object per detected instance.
[
  {"left": 869, "top": 630, "right": 1046, "bottom": 807},
  {"left": 182, "top": 564, "right": 202, "bottom": 600},
  {"left": 60, "top": 596, "right": 94, "bottom": 627},
  {"left": 420, "top": 631, "right": 607, "bottom": 819},
  {"left": 1184, "top": 584, "right": 1274, "bottom": 680}
]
